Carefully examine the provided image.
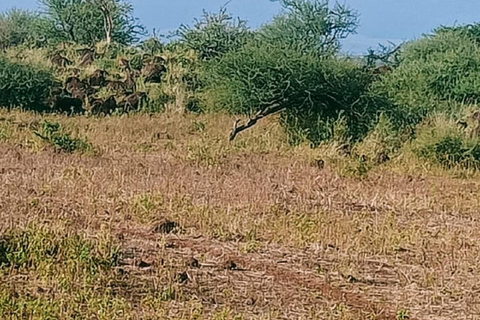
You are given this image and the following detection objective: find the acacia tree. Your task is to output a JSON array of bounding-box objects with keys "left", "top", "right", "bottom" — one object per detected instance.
[
  {"left": 176, "top": 8, "right": 252, "bottom": 61},
  {"left": 39, "top": 0, "right": 144, "bottom": 45},
  {"left": 265, "top": 0, "right": 358, "bottom": 54},
  {"left": 0, "top": 9, "right": 48, "bottom": 49},
  {"left": 202, "top": 0, "right": 373, "bottom": 143},
  {"left": 87, "top": 0, "right": 114, "bottom": 44}
]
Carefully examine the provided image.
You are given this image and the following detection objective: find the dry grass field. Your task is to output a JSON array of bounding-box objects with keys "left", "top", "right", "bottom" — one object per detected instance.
[{"left": 1, "top": 110, "right": 480, "bottom": 319}]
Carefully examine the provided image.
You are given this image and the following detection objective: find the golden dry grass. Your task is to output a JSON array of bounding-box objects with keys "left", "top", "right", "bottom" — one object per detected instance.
[{"left": 1, "top": 110, "right": 480, "bottom": 319}]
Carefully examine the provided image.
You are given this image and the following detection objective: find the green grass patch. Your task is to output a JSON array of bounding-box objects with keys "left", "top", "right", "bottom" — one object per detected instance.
[{"left": 33, "top": 121, "right": 93, "bottom": 153}]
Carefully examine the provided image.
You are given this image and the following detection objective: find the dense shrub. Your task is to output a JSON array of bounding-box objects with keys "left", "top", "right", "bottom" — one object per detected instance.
[
  {"left": 201, "top": 0, "right": 375, "bottom": 144},
  {"left": 435, "top": 23, "right": 480, "bottom": 44},
  {"left": 411, "top": 116, "right": 480, "bottom": 168},
  {"left": 204, "top": 41, "right": 375, "bottom": 144},
  {"left": 0, "top": 9, "right": 48, "bottom": 49},
  {"left": 353, "top": 113, "right": 403, "bottom": 163},
  {"left": 139, "top": 36, "right": 164, "bottom": 55},
  {"left": 370, "top": 28, "right": 480, "bottom": 129},
  {"left": 0, "top": 55, "right": 56, "bottom": 111},
  {"left": 150, "top": 48, "right": 202, "bottom": 112}
]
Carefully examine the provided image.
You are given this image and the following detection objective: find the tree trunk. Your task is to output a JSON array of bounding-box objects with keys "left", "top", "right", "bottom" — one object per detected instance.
[
  {"left": 99, "top": 2, "right": 113, "bottom": 44},
  {"left": 88, "top": 0, "right": 114, "bottom": 44}
]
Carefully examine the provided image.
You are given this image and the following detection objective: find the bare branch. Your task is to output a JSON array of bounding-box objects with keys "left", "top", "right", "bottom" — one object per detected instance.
[{"left": 229, "top": 103, "right": 285, "bottom": 141}]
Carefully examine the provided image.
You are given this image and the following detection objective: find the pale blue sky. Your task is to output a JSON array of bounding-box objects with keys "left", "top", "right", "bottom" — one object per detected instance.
[{"left": 1, "top": 0, "right": 479, "bottom": 54}]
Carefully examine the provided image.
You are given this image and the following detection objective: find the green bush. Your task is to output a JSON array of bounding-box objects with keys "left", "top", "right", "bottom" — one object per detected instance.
[
  {"left": 200, "top": 0, "right": 372, "bottom": 145},
  {"left": 140, "top": 36, "right": 164, "bottom": 55},
  {"left": 33, "top": 121, "right": 93, "bottom": 153},
  {"left": 151, "top": 48, "right": 203, "bottom": 112},
  {"left": 130, "top": 52, "right": 144, "bottom": 70},
  {"left": 203, "top": 41, "right": 375, "bottom": 145},
  {"left": 370, "top": 27, "right": 480, "bottom": 129},
  {"left": 0, "top": 9, "right": 48, "bottom": 49},
  {"left": 0, "top": 226, "right": 118, "bottom": 272},
  {"left": 435, "top": 23, "right": 480, "bottom": 45},
  {"left": 261, "top": 0, "right": 358, "bottom": 55},
  {"left": 0, "top": 55, "right": 56, "bottom": 111},
  {"left": 411, "top": 116, "right": 480, "bottom": 168},
  {"left": 354, "top": 113, "right": 403, "bottom": 163}
]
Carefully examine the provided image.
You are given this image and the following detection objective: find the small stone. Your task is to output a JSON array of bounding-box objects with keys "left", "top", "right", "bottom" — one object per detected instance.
[
  {"left": 153, "top": 219, "right": 180, "bottom": 234},
  {"left": 138, "top": 260, "right": 152, "bottom": 268},
  {"left": 245, "top": 297, "right": 256, "bottom": 306},
  {"left": 175, "top": 271, "right": 189, "bottom": 283},
  {"left": 224, "top": 260, "right": 238, "bottom": 271},
  {"left": 345, "top": 274, "right": 358, "bottom": 283},
  {"left": 186, "top": 257, "right": 200, "bottom": 268},
  {"left": 315, "top": 159, "right": 325, "bottom": 170},
  {"left": 165, "top": 242, "right": 177, "bottom": 249},
  {"left": 375, "top": 151, "right": 390, "bottom": 164}
]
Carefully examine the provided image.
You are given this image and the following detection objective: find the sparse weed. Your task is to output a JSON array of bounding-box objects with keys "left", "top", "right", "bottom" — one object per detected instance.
[
  {"left": 33, "top": 120, "right": 93, "bottom": 153},
  {"left": 396, "top": 308, "right": 410, "bottom": 320},
  {"left": 0, "top": 225, "right": 130, "bottom": 319},
  {"left": 186, "top": 138, "right": 228, "bottom": 166},
  {"left": 0, "top": 123, "right": 11, "bottom": 141}
]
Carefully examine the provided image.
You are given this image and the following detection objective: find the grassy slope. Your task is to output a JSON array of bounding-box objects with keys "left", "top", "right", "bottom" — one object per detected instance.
[{"left": 0, "top": 110, "right": 479, "bottom": 319}]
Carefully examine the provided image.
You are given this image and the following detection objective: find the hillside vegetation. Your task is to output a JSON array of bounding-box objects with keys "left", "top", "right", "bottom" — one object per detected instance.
[{"left": 1, "top": 0, "right": 480, "bottom": 319}]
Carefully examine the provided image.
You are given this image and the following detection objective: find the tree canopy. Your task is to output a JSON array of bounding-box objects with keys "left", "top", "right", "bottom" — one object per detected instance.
[{"left": 39, "top": 0, "right": 144, "bottom": 45}]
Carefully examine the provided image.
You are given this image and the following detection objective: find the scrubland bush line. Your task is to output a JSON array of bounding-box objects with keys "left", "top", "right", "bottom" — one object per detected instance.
[{"left": 1, "top": 0, "right": 480, "bottom": 170}]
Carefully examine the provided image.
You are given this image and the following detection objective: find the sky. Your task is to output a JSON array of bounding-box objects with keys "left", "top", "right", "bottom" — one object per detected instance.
[{"left": 1, "top": 0, "right": 480, "bottom": 54}]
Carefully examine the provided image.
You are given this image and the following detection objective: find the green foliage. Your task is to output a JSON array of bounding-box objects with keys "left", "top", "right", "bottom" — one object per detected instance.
[
  {"left": 200, "top": 0, "right": 369, "bottom": 145},
  {"left": 177, "top": 8, "right": 252, "bottom": 61},
  {"left": 370, "top": 27, "right": 480, "bottom": 129},
  {"left": 264, "top": 0, "right": 358, "bottom": 54},
  {"left": 204, "top": 41, "right": 374, "bottom": 145},
  {"left": 0, "top": 226, "right": 129, "bottom": 319},
  {"left": 435, "top": 23, "right": 480, "bottom": 44},
  {"left": 0, "top": 55, "right": 56, "bottom": 111},
  {"left": 365, "top": 42, "right": 402, "bottom": 68},
  {"left": 412, "top": 116, "right": 480, "bottom": 169},
  {"left": 129, "top": 52, "right": 144, "bottom": 70},
  {"left": 140, "top": 35, "right": 164, "bottom": 55},
  {"left": 0, "top": 226, "right": 118, "bottom": 272},
  {"left": 33, "top": 121, "right": 93, "bottom": 153},
  {"left": 396, "top": 309, "right": 410, "bottom": 320},
  {"left": 0, "top": 9, "right": 48, "bottom": 49},
  {"left": 39, "top": 0, "right": 144, "bottom": 45},
  {"left": 354, "top": 113, "right": 402, "bottom": 162},
  {"left": 148, "top": 48, "right": 203, "bottom": 112}
]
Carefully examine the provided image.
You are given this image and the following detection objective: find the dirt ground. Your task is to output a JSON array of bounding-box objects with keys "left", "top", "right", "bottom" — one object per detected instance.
[{"left": 1, "top": 111, "right": 479, "bottom": 319}]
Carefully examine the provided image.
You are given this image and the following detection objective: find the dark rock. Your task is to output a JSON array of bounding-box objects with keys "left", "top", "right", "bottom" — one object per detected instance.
[
  {"left": 153, "top": 220, "right": 180, "bottom": 234},
  {"left": 52, "top": 96, "right": 83, "bottom": 114},
  {"left": 186, "top": 257, "right": 200, "bottom": 268},
  {"left": 175, "top": 271, "right": 189, "bottom": 283},
  {"left": 138, "top": 260, "right": 152, "bottom": 269},
  {"left": 224, "top": 260, "right": 238, "bottom": 271},
  {"left": 375, "top": 151, "right": 391, "bottom": 164},
  {"left": 315, "top": 159, "right": 325, "bottom": 170},
  {"left": 143, "top": 63, "right": 167, "bottom": 83}
]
